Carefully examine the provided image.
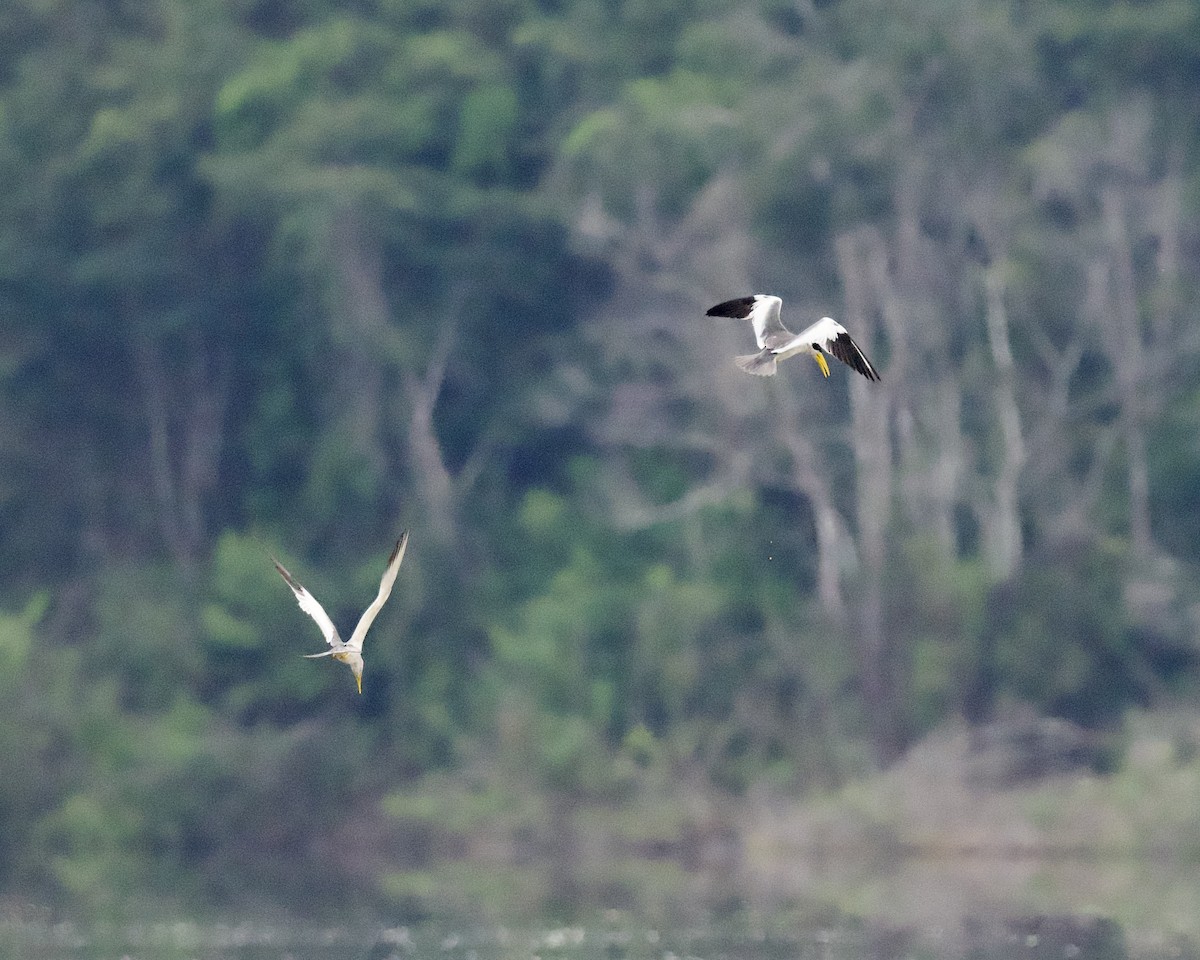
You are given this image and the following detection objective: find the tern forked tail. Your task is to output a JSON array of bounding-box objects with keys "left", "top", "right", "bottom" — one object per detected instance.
[{"left": 734, "top": 349, "right": 778, "bottom": 376}]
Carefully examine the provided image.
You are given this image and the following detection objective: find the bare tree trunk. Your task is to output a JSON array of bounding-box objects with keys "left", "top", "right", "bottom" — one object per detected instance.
[
  {"left": 774, "top": 401, "right": 848, "bottom": 623},
  {"left": 1149, "top": 142, "right": 1184, "bottom": 348},
  {"left": 135, "top": 335, "right": 229, "bottom": 573},
  {"left": 835, "top": 231, "right": 898, "bottom": 763},
  {"left": 402, "top": 301, "right": 461, "bottom": 548},
  {"left": 331, "top": 213, "right": 465, "bottom": 549},
  {"left": 1099, "top": 187, "right": 1151, "bottom": 557},
  {"left": 331, "top": 214, "right": 389, "bottom": 485},
  {"left": 181, "top": 339, "right": 229, "bottom": 556},
  {"left": 865, "top": 220, "right": 961, "bottom": 560},
  {"left": 981, "top": 264, "right": 1025, "bottom": 578},
  {"left": 137, "top": 339, "right": 189, "bottom": 568}
]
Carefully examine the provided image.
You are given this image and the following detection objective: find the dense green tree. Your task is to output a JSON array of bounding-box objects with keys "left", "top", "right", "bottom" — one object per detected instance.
[{"left": 0, "top": 0, "right": 1199, "bottom": 916}]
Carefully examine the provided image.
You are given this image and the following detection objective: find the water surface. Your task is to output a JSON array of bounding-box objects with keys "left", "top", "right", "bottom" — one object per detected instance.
[{"left": 5, "top": 855, "right": 1199, "bottom": 960}]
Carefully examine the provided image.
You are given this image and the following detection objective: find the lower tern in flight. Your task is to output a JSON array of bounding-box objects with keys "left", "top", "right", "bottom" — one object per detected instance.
[
  {"left": 274, "top": 531, "right": 409, "bottom": 694},
  {"left": 706, "top": 295, "right": 881, "bottom": 381}
]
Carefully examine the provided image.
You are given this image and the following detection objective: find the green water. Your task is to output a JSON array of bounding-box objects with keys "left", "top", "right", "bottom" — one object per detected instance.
[
  {"left": 4, "top": 856, "right": 1200, "bottom": 960},
  {"left": 0, "top": 912, "right": 1185, "bottom": 960}
]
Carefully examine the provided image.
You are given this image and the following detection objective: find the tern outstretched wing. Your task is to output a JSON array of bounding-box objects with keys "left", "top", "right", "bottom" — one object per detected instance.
[
  {"left": 797, "top": 316, "right": 881, "bottom": 381},
  {"left": 346, "top": 530, "right": 409, "bottom": 652},
  {"left": 274, "top": 558, "right": 342, "bottom": 647},
  {"left": 706, "top": 294, "right": 791, "bottom": 349}
]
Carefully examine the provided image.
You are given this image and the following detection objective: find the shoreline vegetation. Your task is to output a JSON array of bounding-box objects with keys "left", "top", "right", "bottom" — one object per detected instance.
[
  {"left": 377, "top": 710, "right": 1200, "bottom": 934},
  {"left": 739, "top": 712, "right": 1200, "bottom": 939},
  {"left": 748, "top": 712, "right": 1200, "bottom": 864},
  {"left": 5, "top": 716, "right": 1200, "bottom": 946}
]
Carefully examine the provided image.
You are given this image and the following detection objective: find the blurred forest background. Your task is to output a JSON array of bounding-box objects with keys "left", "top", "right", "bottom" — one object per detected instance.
[{"left": 2, "top": 0, "right": 1200, "bottom": 921}]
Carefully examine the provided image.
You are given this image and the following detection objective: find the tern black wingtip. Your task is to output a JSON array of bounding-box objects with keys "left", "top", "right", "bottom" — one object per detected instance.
[
  {"left": 705, "top": 296, "right": 757, "bottom": 319},
  {"left": 387, "top": 530, "right": 410, "bottom": 567}
]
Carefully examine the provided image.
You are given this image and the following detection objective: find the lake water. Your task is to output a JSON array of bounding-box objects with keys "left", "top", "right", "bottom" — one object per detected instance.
[
  {"left": 4, "top": 855, "right": 1199, "bottom": 960},
  {"left": 0, "top": 917, "right": 1157, "bottom": 960}
]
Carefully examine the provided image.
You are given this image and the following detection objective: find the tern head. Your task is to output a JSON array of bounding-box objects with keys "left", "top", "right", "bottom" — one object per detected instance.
[{"left": 333, "top": 649, "right": 365, "bottom": 694}]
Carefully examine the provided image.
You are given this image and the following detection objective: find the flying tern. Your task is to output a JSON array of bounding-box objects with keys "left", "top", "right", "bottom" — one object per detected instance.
[
  {"left": 274, "top": 531, "right": 409, "bottom": 694},
  {"left": 706, "top": 295, "right": 880, "bottom": 381}
]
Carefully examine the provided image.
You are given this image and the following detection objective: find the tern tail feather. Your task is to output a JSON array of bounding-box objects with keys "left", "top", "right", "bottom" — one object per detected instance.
[{"left": 735, "top": 349, "right": 778, "bottom": 376}]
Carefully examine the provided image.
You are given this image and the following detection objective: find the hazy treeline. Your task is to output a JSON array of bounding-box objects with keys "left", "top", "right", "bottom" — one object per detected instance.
[{"left": 1, "top": 0, "right": 1198, "bottom": 915}]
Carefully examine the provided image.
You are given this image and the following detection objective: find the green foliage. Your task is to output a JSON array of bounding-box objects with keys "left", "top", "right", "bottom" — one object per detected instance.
[
  {"left": 0, "top": 594, "right": 52, "bottom": 887},
  {"left": 0, "top": 0, "right": 1199, "bottom": 920},
  {"left": 563, "top": 66, "right": 742, "bottom": 220},
  {"left": 988, "top": 538, "right": 1145, "bottom": 727},
  {"left": 89, "top": 565, "right": 206, "bottom": 711},
  {"left": 884, "top": 539, "right": 992, "bottom": 737},
  {"left": 452, "top": 84, "right": 518, "bottom": 179},
  {"left": 1149, "top": 385, "right": 1200, "bottom": 565},
  {"left": 0, "top": 591, "right": 43, "bottom": 676}
]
